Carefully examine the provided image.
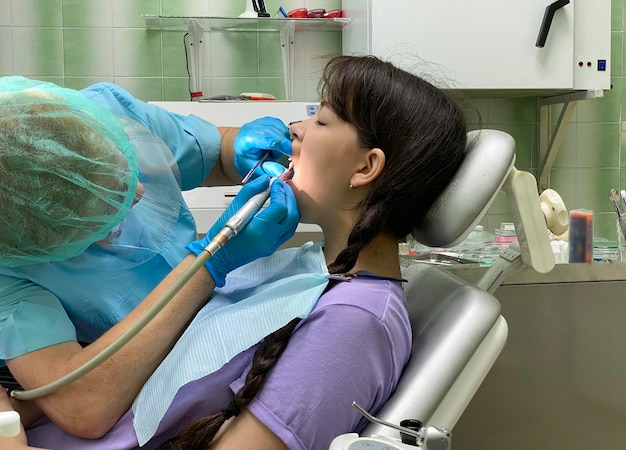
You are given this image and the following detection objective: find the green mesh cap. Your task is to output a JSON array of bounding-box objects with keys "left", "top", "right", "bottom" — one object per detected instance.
[{"left": 0, "top": 76, "right": 139, "bottom": 267}]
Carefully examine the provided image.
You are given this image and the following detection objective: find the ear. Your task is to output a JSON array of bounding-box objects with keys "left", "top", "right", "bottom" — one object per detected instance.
[{"left": 351, "top": 148, "right": 385, "bottom": 188}]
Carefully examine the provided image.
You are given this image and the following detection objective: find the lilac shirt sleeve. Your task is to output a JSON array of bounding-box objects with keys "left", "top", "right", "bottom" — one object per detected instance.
[
  {"left": 232, "top": 279, "right": 412, "bottom": 450},
  {"left": 80, "top": 83, "right": 221, "bottom": 190}
]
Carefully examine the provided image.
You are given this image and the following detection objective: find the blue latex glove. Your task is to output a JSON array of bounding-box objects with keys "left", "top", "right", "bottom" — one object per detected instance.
[
  {"left": 186, "top": 175, "right": 299, "bottom": 287},
  {"left": 233, "top": 116, "right": 292, "bottom": 179}
]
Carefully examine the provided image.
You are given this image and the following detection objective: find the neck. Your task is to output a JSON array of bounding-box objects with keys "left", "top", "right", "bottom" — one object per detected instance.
[
  {"left": 322, "top": 228, "right": 402, "bottom": 280},
  {"left": 353, "top": 234, "right": 402, "bottom": 279}
]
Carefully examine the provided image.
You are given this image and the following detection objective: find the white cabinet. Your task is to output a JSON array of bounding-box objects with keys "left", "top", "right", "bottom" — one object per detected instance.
[{"left": 342, "top": 0, "right": 610, "bottom": 94}]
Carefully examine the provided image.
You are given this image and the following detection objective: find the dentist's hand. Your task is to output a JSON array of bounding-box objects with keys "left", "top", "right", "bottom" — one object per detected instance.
[
  {"left": 186, "top": 175, "right": 299, "bottom": 287},
  {"left": 233, "top": 117, "right": 292, "bottom": 179}
]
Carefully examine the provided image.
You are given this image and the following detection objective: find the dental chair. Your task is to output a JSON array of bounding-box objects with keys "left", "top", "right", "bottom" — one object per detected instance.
[{"left": 330, "top": 129, "right": 556, "bottom": 449}]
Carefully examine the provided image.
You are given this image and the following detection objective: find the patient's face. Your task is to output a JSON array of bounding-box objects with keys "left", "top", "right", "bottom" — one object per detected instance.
[{"left": 288, "top": 105, "right": 363, "bottom": 226}]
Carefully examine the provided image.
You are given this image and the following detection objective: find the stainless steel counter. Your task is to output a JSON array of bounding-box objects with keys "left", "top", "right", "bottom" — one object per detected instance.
[{"left": 420, "top": 261, "right": 626, "bottom": 450}]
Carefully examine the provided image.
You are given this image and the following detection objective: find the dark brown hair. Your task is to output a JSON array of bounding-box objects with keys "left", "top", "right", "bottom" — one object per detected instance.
[{"left": 159, "top": 55, "right": 467, "bottom": 449}]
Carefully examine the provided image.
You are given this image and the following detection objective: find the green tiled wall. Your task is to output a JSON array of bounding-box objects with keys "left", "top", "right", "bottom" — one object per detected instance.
[
  {"left": 1, "top": 0, "right": 624, "bottom": 240},
  {"left": 0, "top": 0, "right": 342, "bottom": 98}
]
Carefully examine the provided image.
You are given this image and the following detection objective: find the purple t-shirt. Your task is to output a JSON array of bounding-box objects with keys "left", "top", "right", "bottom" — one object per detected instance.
[{"left": 26, "top": 276, "right": 411, "bottom": 450}]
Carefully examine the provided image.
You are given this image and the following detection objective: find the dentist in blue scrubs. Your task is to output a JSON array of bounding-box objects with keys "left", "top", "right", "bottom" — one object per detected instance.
[{"left": 0, "top": 76, "right": 298, "bottom": 441}]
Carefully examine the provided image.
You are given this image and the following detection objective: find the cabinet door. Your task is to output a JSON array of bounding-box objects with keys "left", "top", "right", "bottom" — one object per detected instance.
[{"left": 343, "top": 0, "right": 575, "bottom": 90}]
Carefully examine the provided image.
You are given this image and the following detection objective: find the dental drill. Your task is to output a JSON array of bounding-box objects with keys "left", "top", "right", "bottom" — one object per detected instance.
[{"left": 9, "top": 165, "right": 293, "bottom": 401}]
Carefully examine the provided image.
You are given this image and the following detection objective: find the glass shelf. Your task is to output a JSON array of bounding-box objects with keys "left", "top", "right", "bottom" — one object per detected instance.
[
  {"left": 141, "top": 15, "right": 351, "bottom": 32},
  {"left": 141, "top": 15, "right": 350, "bottom": 101}
]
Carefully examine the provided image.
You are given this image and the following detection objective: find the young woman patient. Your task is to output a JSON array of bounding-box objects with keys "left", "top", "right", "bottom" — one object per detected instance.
[{"left": 18, "top": 54, "right": 467, "bottom": 450}]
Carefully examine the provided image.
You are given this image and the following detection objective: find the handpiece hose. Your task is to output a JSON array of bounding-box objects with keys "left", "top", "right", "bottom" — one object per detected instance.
[{"left": 11, "top": 177, "right": 279, "bottom": 401}]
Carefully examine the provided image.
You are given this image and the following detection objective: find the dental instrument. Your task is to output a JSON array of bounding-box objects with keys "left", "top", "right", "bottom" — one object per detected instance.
[
  {"left": 329, "top": 402, "right": 451, "bottom": 450},
  {"left": 10, "top": 166, "right": 293, "bottom": 401},
  {"left": 204, "top": 165, "right": 293, "bottom": 257},
  {"left": 241, "top": 151, "right": 270, "bottom": 184}
]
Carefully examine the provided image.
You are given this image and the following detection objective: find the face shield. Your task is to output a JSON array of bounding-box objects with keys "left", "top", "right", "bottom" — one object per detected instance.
[
  {"left": 89, "top": 116, "right": 184, "bottom": 269},
  {"left": 0, "top": 77, "right": 185, "bottom": 269},
  {"left": 0, "top": 76, "right": 139, "bottom": 267}
]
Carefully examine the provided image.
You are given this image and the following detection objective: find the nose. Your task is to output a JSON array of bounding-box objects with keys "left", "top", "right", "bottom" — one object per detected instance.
[{"left": 288, "top": 119, "right": 306, "bottom": 141}]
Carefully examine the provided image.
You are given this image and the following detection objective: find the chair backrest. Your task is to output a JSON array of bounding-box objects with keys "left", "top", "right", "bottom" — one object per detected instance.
[
  {"left": 362, "top": 129, "right": 515, "bottom": 439},
  {"left": 362, "top": 263, "right": 508, "bottom": 439}
]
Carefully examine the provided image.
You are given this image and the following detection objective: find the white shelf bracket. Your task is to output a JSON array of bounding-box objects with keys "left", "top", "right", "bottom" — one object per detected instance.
[
  {"left": 538, "top": 89, "right": 603, "bottom": 191},
  {"left": 187, "top": 19, "right": 205, "bottom": 100},
  {"left": 279, "top": 20, "right": 296, "bottom": 100}
]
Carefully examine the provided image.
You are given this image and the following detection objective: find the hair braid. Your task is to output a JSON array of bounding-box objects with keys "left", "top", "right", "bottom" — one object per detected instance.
[
  {"left": 158, "top": 318, "right": 301, "bottom": 450},
  {"left": 328, "top": 203, "right": 384, "bottom": 275}
]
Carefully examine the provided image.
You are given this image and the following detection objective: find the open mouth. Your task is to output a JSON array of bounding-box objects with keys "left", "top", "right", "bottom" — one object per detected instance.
[{"left": 279, "top": 159, "right": 295, "bottom": 181}]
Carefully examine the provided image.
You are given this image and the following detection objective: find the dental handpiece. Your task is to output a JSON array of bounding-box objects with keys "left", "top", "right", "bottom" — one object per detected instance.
[{"left": 202, "top": 165, "right": 294, "bottom": 257}]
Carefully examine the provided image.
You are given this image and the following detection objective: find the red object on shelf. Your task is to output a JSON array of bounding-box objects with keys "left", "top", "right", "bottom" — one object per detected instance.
[
  {"left": 287, "top": 8, "right": 308, "bottom": 18},
  {"left": 323, "top": 9, "right": 343, "bottom": 18},
  {"left": 307, "top": 9, "right": 326, "bottom": 18}
]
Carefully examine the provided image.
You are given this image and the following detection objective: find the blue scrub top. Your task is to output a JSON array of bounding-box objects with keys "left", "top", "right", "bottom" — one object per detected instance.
[{"left": 0, "top": 83, "right": 222, "bottom": 360}]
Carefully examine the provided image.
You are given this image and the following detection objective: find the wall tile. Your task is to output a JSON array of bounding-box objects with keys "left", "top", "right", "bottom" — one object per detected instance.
[
  {"left": 613, "top": 0, "right": 624, "bottom": 31},
  {"left": 465, "top": 98, "right": 490, "bottom": 127},
  {"left": 619, "top": 126, "right": 626, "bottom": 168},
  {"left": 575, "top": 168, "right": 618, "bottom": 212},
  {"left": 64, "top": 76, "right": 114, "bottom": 91},
  {"left": 12, "top": 0, "right": 62, "bottom": 27},
  {"left": 552, "top": 124, "right": 578, "bottom": 169},
  {"left": 489, "top": 98, "right": 535, "bottom": 123},
  {"left": 595, "top": 212, "right": 618, "bottom": 242},
  {"left": 163, "top": 77, "right": 192, "bottom": 101},
  {"left": 162, "top": 0, "right": 209, "bottom": 17},
  {"left": 207, "top": 31, "right": 259, "bottom": 77},
  {"left": 577, "top": 78, "right": 621, "bottom": 122},
  {"left": 13, "top": 27, "right": 64, "bottom": 76},
  {"left": 303, "top": 0, "right": 342, "bottom": 10},
  {"left": 576, "top": 123, "right": 620, "bottom": 168},
  {"left": 62, "top": 0, "right": 111, "bottom": 28},
  {"left": 208, "top": 0, "right": 247, "bottom": 18},
  {"left": 258, "top": 76, "right": 285, "bottom": 98},
  {"left": 0, "top": 0, "right": 11, "bottom": 26},
  {"left": 114, "top": 77, "right": 163, "bottom": 101},
  {"left": 210, "top": 76, "right": 259, "bottom": 98},
  {"left": 112, "top": 0, "right": 161, "bottom": 28},
  {"left": 611, "top": 32, "right": 623, "bottom": 77},
  {"left": 163, "top": 31, "right": 190, "bottom": 77},
  {"left": 113, "top": 28, "right": 162, "bottom": 77},
  {"left": 0, "top": 28, "right": 13, "bottom": 74},
  {"left": 63, "top": 28, "right": 112, "bottom": 77},
  {"left": 550, "top": 167, "right": 579, "bottom": 211},
  {"left": 258, "top": 31, "right": 283, "bottom": 78},
  {"left": 299, "top": 30, "right": 341, "bottom": 76}
]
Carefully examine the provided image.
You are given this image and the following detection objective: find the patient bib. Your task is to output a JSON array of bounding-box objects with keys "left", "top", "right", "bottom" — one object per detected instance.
[{"left": 132, "top": 241, "right": 329, "bottom": 445}]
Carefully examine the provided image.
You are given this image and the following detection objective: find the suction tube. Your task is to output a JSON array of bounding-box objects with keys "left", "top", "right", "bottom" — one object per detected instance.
[{"left": 10, "top": 168, "right": 293, "bottom": 401}]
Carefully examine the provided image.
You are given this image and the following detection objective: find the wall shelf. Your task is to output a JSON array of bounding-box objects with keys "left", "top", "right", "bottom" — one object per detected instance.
[
  {"left": 142, "top": 15, "right": 350, "bottom": 100},
  {"left": 141, "top": 15, "right": 350, "bottom": 32}
]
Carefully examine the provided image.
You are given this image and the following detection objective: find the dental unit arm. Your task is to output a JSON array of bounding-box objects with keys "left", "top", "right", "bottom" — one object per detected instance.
[{"left": 8, "top": 170, "right": 289, "bottom": 402}]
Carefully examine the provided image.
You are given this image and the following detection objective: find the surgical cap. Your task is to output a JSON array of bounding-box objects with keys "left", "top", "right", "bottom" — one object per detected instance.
[{"left": 0, "top": 76, "right": 139, "bottom": 267}]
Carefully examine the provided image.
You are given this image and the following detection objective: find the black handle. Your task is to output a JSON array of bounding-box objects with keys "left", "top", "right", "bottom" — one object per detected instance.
[
  {"left": 536, "top": 0, "right": 570, "bottom": 48},
  {"left": 251, "top": 0, "right": 270, "bottom": 17}
]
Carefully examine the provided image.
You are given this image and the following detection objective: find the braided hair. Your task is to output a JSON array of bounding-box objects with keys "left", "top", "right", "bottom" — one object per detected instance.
[{"left": 158, "top": 55, "right": 467, "bottom": 449}]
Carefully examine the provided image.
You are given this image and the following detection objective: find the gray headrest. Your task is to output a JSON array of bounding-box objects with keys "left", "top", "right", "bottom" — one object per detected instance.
[{"left": 413, "top": 129, "right": 516, "bottom": 248}]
